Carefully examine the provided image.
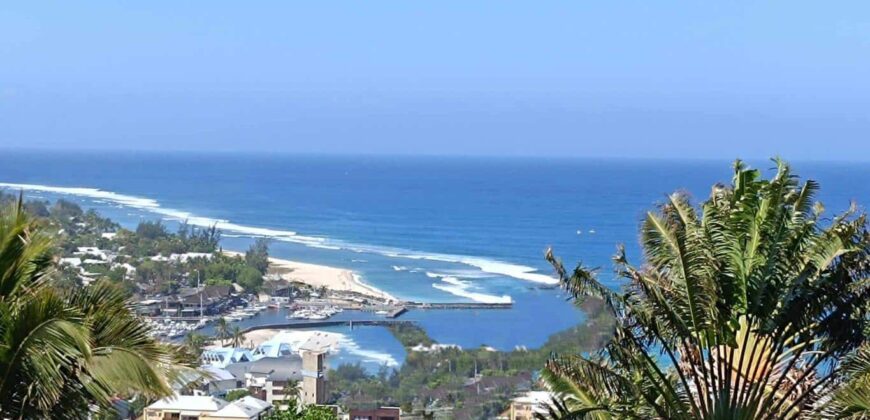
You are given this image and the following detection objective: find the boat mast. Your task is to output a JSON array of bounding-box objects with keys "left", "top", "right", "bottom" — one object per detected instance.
[{"left": 198, "top": 270, "right": 203, "bottom": 319}]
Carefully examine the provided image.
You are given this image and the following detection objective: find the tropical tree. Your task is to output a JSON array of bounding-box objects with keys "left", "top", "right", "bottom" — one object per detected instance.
[
  {"left": 225, "top": 389, "right": 251, "bottom": 401},
  {"left": 817, "top": 343, "right": 870, "bottom": 418},
  {"left": 540, "top": 160, "right": 870, "bottom": 419},
  {"left": 231, "top": 325, "right": 244, "bottom": 348},
  {"left": 185, "top": 332, "right": 208, "bottom": 358},
  {"left": 0, "top": 196, "right": 193, "bottom": 418},
  {"left": 282, "top": 378, "right": 301, "bottom": 401},
  {"left": 216, "top": 317, "right": 230, "bottom": 346},
  {"left": 263, "top": 398, "right": 338, "bottom": 420}
]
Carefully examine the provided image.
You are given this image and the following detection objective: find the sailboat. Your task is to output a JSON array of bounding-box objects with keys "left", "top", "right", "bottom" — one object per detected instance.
[{"left": 194, "top": 270, "right": 208, "bottom": 329}]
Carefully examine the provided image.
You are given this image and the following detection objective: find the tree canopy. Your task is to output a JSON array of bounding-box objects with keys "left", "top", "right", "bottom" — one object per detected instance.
[
  {"left": 0, "top": 197, "right": 194, "bottom": 418},
  {"left": 541, "top": 159, "right": 870, "bottom": 419}
]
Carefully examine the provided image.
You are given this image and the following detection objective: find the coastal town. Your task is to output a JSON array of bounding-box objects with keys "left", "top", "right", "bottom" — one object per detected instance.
[
  {"left": 5, "top": 158, "right": 870, "bottom": 420},
  {"left": 1, "top": 191, "right": 590, "bottom": 419},
  {"left": 4, "top": 0, "right": 869, "bottom": 417}
]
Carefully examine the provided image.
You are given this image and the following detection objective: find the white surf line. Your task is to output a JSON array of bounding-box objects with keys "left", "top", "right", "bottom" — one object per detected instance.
[
  {"left": 0, "top": 182, "right": 558, "bottom": 285},
  {"left": 426, "top": 272, "right": 513, "bottom": 304}
]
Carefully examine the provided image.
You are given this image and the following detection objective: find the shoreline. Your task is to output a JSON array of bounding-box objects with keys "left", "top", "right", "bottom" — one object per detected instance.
[{"left": 222, "top": 250, "right": 397, "bottom": 302}]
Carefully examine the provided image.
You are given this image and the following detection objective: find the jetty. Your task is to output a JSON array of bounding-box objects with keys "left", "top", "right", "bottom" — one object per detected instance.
[
  {"left": 149, "top": 301, "right": 511, "bottom": 323},
  {"left": 241, "top": 319, "right": 414, "bottom": 333}
]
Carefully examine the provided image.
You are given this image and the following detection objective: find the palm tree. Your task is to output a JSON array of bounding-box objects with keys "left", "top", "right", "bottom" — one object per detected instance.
[
  {"left": 215, "top": 317, "right": 230, "bottom": 346},
  {"left": 282, "top": 378, "right": 300, "bottom": 401},
  {"left": 0, "top": 196, "right": 193, "bottom": 418},
  {"left": 540, "top": 160, "right": 870, "bottom": 419},
  {"left": 185, "top": 332, "right": 208, "bottom": 358},
  {"left": 818, "top": 344, "right": 870, "bottom": 418},
  {"left": 230, "top": 325, "right": 244, "bottom": 348}
]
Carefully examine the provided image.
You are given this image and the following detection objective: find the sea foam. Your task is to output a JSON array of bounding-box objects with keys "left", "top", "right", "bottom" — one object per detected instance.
[
  {"left": 426, "top": 272, "right": 512, "bottom": 304},
  {"left": 263, "top": 330, "right": 398, "bottom": 367},
  {"left": 0, "top": 182, "right": 558, "bottom": 285}
]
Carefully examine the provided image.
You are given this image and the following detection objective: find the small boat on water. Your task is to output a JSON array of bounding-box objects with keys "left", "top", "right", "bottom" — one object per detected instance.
[{"left": 286, "top": 306, "right": 339, "bottom": 320}]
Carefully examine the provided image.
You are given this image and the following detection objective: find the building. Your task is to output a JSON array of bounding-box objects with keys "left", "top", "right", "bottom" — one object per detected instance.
[
  {"left": 169, "top": 252, "right": 214, "bottom": 263},
  {"left": 202, "top": 347, "right": 256, "bottom": 369},
  {"left": 226, "top": 356, "right": 304, "bottom": 406},
  {"left": 144, "top": 395, "right": 226, "bottom": 420},
  {"left": 258, "top": 280, "right": 294, "bottom": 304},
  {"left": 200, "top": 365, "right": 242, "bottom": 396},
  {"left": 301, "top": 351, "right": 326, "bottom": 405},
  {"left": 136, "top": 299, "right": 163, "bottom": 316},
  {"left": 506, "top": 391, "right": 554, "bottom": 420},
  {"left": 178, "top": 285, "right": 236, "bottom": 316},
  {"left": 206, "top": 396, "right": 272, "bottom": 420},
  {"left": 143, "top": 394, "right": 272, "bottom": 420},
  {"left": 348, "top": 407, "right": 401, "bottom": 420}
]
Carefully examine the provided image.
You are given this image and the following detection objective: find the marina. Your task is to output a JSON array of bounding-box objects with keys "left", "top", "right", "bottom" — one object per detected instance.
[{"left": 146, "top": 301, "right": 513, "bottom": 325}]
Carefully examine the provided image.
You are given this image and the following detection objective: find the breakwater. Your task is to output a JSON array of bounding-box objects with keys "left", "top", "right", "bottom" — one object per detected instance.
[{"left": 241, "top": 319, "right": 414, "bottom": 333}]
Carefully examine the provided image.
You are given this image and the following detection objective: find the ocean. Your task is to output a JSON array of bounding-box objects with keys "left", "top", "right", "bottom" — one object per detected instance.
[{"left": 1, "top": 151, "right": 868, "bottom": 370}]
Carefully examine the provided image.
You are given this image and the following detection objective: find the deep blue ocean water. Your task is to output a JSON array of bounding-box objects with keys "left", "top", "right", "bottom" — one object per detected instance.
[{"left": 1, "top": 151, "right": 868, "bottom": 369}]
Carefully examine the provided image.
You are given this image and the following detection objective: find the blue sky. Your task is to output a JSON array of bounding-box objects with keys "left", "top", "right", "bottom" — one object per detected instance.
[{"left": 2, "top": 1, "right": 869, "bottom": 160}]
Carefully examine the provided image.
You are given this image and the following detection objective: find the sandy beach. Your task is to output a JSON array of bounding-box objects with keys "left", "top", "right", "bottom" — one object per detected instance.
[
  {"left": 239, "top": 328, "right": 277, "bottom": 347},
  {"left": 223, "top": 251, "right": 397, "bottom": 302}
]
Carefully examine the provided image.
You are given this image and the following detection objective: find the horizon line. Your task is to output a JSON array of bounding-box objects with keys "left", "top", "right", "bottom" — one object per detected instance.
[{"left": 2, "top": 146, "right": 868, "bottom": 165}]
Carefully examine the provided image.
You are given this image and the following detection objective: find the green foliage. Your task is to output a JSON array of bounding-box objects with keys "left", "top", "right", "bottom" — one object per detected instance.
[
  {"left": 177, "top": 221, "right": 221, "bottom": 253},
  {"left": 215, "top": 317, "right": 231, "bottom": 346},
  {"left": 262, "top": 399, "right": 338, "bottom": 420},
  {"left": 324, "top": 305, "right": 613, "bottom": 416},
  {"left": 245, "top": 238, "right": 271, "bottom": 274},
  {"left": 225, "top": 389, "right": 251, "bottom": 401},
  {"left": 24, "top": 199, "right": 50, "bottom": 217},
  {"left": 136, "top": 220, "right": 169, "bottom": 240},
  {"left": 388, "top": 323, "right": 435, "bottom": 348},
  {"left": 238, "top": 265, "right": 265, "bottom": 291},
  {"left": 206, "top": 277, "right": 233, "bottom": 287},
  {"left": 231, "top": 325, "right": 245, "bottom": 347},
  {"left": 818, "top": 344, "right": 870, "bottom": 418},
  {"left": 50, "top": 198, "right": 84, "bottom": 219},
  {"left": 136, "top": 259, "right": 179, "bottom": 294},
  {"left": 539, "top": 159, "right": 870, "bottom": 419},
  {"left": 0, "top": 199, "right": 192, "bottom": 418},
  {"left": 198, "top": 253, "right": 265, "bottom": 292},
  {"left": 184, "top": 332, "right": 208, "bottom": 358}
]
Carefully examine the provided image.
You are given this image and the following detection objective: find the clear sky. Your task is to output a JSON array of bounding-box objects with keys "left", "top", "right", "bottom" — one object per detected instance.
[{"left": 2, "top": 1, "right": 870, "bottom": 160}]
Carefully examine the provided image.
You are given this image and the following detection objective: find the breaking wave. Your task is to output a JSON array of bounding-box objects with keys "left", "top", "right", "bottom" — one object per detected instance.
[
  {"left": 426, "top": 272, "right": 512, "bottom": 304},
  {"left": 0, "top": 182, "right": 557, "bottom": 286}
]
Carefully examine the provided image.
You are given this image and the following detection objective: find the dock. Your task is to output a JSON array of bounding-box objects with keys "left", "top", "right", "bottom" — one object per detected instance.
[
  {"left": 149, "top": 301, "right": 511, "bottom": 323},
  {"left": 241, "top": 319, "right": 414, "bottom": 334},
  {"left": 386, "top": 307, "right": 407, "bottom": 318}
]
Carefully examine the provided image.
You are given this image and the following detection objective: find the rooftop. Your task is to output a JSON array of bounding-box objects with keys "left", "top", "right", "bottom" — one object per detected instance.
[
  {"left": 210, "top": 396, "right": 272, "bottom": 419},
  {"left": 147, "top": 394, "right": 228, "bottom": 412},
  {"left": 225, "top": 355, "right": 304, "bottom": 382}
]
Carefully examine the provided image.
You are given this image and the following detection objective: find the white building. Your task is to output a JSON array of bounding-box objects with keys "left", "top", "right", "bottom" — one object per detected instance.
[
  {"left": 409, "top": 343, "right": 462, "bottom": 352},
  {"left": 59, "top": 257, "right": 82, "bottom": 267},
  {"left": 201, "top": 365, "right": 241, "bottom": 396},
  {"left": 143, "top": 394, "right": 271, "bottom": 420},
  {"left": 201, "top": 348, "right": 255, "bottom": 369},
  {"left": 506, "top": 391, "right": 555, "bottom": 420},
  {"left": 210, "top": 396, "right": 272, "bottom": 419},
  {"left": 144, "top": 395, "right": 224, "bottom": 420},
  {"left": 170, "top": 252, "right": 215, "bottom": 263},
  {"left": 74, "top": 247, "right": 110, "bottom": 260}
]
